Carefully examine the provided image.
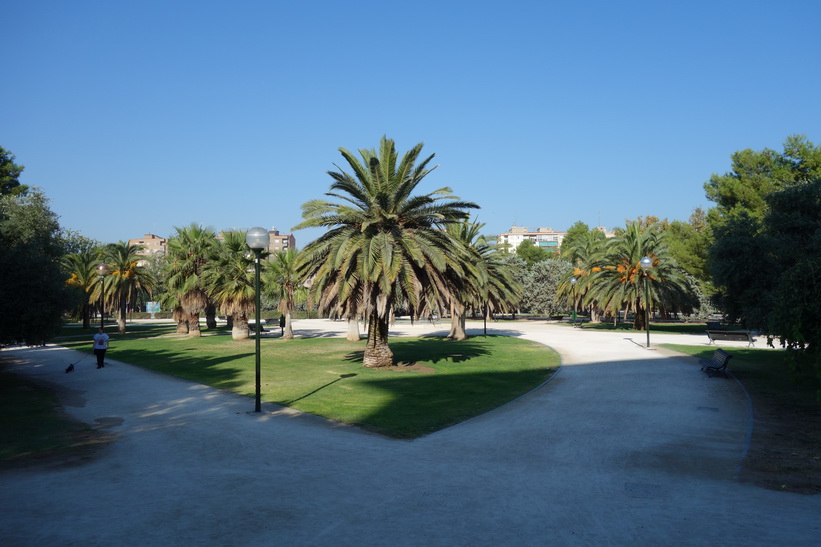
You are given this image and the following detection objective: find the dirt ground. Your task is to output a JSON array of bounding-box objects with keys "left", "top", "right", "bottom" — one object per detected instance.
[{"left": 740, "top": 395, "right": 821, "bottom": 495}]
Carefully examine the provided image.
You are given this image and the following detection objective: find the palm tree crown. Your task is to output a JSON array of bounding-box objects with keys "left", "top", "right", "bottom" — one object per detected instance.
[{"left": 295, "top": 136, "right": 478, "bottom": 367}]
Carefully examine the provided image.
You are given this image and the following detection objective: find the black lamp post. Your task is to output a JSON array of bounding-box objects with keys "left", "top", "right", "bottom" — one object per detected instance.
[
  {"left": 246, "top": 227, "right": 269, "bottom": 413},
  {"left": 96, "top": 263, "right": 109, "bottom": 330},
  {"left": 570, "top": 277, "right": 577, "bottom": 323},
  {"left": 640, "top": 256, "right": 652, "bottom": 348}
]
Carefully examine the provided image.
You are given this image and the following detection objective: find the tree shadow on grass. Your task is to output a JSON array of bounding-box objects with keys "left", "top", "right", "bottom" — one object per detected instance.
[
  {"left": 113, "top": 347, "right": 251, "bottom": 390},
  {"left": 352, "top": 368, "right": 556, "bottom": 438},
  {"left": 342, "top": 337, "right": 493, "bottom": 365},
  {"left": 296, "top": 329, "right": 350, "bottom": 339}
]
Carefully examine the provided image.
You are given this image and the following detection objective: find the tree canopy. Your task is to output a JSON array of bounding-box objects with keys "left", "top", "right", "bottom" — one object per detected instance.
[
  {"left": 0, "top": 190, "right": 71, "bottom": 345},
  {"left": 0, "top": 146, "right": 29, "bottom": 197},
  {"left": 707, "top": 136, "right": 821, "bottom": 330}
]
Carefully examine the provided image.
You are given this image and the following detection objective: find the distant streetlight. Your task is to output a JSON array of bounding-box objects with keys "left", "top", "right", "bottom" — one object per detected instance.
[
  {"left": 640, "top": 256, "right": 653, "bottom": 348},
  {"left": 96, "top": 263, "right": 109, "bottom": 330},
  {"left": 570, "top": 277, "right": 577, "bottom": 323},
  {"left": 246, "top": 226, "right": 269, "bottom": 413}
]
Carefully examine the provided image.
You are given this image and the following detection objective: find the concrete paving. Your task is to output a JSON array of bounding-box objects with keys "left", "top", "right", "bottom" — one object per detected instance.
[{"left": 1, "top": 320, "right": 819, "bottom": 546}]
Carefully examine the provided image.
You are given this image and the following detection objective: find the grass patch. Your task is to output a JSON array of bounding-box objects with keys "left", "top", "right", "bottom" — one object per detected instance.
[
  {"left": 56, "top": 322, "right": 190, "bottom": 341},
  {"left": 663, "top": 344, "right": 821, "bottom": 494},
  {"left": 0, "top": 369, "right": 111, "bottom": 467},
  {"left": 61, "top": 331, "right": 559, "bottom": 438}
]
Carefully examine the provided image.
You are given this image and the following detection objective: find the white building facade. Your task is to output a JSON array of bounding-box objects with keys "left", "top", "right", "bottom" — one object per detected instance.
[{"left": 497, "top": 226, "right": 566, "bottom": 253}]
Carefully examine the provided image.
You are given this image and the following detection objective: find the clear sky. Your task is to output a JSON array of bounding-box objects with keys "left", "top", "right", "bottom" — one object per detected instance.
[{"left": 4, "top": 0, "right": 820, "bottom": 246}]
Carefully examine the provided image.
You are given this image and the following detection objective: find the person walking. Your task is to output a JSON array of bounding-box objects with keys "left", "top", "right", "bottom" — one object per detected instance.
[{"left": 93, "top": 327, "right": 110, "bottom": 368}]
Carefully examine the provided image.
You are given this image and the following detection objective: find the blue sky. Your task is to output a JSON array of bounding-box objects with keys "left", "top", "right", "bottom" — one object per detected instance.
[{"left": 4, "top": 0, "right": 820, "bottom": 246}]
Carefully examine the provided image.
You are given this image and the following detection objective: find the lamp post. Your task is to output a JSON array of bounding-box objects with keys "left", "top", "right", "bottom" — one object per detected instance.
[
  {"left": 640, "top": 256, "right": 652, "bottom": 348},
  {"left": 246, "top": 227, "right": 269, "bottom": 413},
  {"left": 96, "top": 263, "right": 109, "bottom": 330},
  {"left": 570, "top": 277, "right": 577, "bottom": 323}
]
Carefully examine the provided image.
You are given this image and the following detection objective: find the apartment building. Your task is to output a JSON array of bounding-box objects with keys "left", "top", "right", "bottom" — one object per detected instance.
[
  {"left": 264, "top": 229, "right": 296, "bottom": 253},
  {"left": 497, "top": 226, "right": 566, "bottom": 253},
  {"left": 128, "top": 233, "right": 168, "bottom": 255}
]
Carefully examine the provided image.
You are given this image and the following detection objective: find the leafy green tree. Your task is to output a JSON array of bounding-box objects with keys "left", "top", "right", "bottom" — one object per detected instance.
[
  {"left": 295, "top": 136, "right": 478, "bottom": 367},
  {"left": 519, "top": 259, "right": 572, "bottom": 316},
  {"left": 666, "top": 208, "right": 711, "bottom": 282},
  {"left": 763, "top": 179, "right": 821, "bottom": 368},
  {"left": 60, "top": 229, "right": 100, "bottom": 255},
  {"left": 559, "top": 221, "right": 591, "bottom": 261},
  {"left": 708, "top": 211, "right": 773, "bottom": 326},
  {"left": 705, "top": 135, "right": 821, "bottom": 222},
  {"left": 515, "top": 238, "right": 550, "bottom": 265},
  {"left": 706, "top": 136, "right": 821, "bottom": 327},
  {"left": 0, "top": 190, "right": 70, "bottom": 345},
  {"left": 0, "top": 146, "right": 28, "bottom": 197},
  {"left": 164, "top": 224, "right": 218, "bottom": 337},
  {"left": 104, "top": 242, "right": 157, "bottom": 334}
]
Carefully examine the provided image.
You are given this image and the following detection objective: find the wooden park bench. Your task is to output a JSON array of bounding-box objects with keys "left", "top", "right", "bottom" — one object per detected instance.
[
  {"left": 699, "top": 349, "right": 732, "bottom": 378},
  {"left": 706, "top": 330, "right": 756, "bottom": 347}
]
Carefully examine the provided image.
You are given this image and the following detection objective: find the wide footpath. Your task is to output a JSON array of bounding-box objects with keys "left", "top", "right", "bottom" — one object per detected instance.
[{"left": 1, "top": 320, "right": 819, "bottom": 546}]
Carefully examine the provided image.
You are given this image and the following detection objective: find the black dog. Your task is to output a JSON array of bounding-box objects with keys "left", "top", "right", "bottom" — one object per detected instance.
[{"left": 65, "top": 363, "right": 75, "bottom": 373}]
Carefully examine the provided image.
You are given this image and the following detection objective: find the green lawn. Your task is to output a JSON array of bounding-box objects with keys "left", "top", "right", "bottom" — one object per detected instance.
[
  {"left": 56, "top": 327, "right": 560, "bottom": 438},
  {"left": 0, "top": 370, "right": 104, "bottom": 464}
]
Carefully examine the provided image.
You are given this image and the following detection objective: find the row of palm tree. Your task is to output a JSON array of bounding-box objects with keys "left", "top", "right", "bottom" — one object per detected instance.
[
  {"left": 74, "top": 138, "right": 724, "bottom": 369},
  {"left": 557, "top": 221, "right": 698, "bottom": 329},
  {"left": 63, "top": 242, "right": 157, "bottom": 333},
  {"left": 62, "top": 227, "right": 305, "bottom": 341}
]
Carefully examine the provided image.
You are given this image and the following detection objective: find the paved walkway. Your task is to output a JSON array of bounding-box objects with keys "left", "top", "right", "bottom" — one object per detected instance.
[{"left": 1, "top": 320, "right": 819, "bottom": 545}]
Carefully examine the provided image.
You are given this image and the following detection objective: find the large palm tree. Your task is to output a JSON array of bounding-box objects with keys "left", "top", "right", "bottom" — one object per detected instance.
[
  {"left": 294, "top": 136, "right": 478, "bottom": 367},
  {"left": 164, "top": 224, "right": 218, "bottom": 337},
  {"left": 203, "top": 231, "right": 257, "bottom": 340},
  {"left": 104, "top": 242, "right": 157, "bottom": 334},
  {"left": 262, "top": 248, "right": 305, "bottom": 340}
]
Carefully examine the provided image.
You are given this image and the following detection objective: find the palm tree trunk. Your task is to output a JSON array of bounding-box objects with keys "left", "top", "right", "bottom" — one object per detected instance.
[
  {"left": 283, "top": 312, "right": 294, "bottom": 340},
  {"left": 363, "top": 312, "right": 392, "bottom": 367},
  {"left": 231, "top": 315, "right": 250, "bottom": 340},
  {"left": 118, "top": 300, "right": 127, "bottom": 334},
  {"left": 82, "top": 303, "right": 91, "bottom": 329},
  {"left": 448, "top": 301, "right": 467, "bottom": 341},
  {"left": 346, "top": 318, "right": 360, "bottom": 342},
  {"left": 173, "top": 307, "right": 189, "bottom": 334},
  {"left": 188, "top": 313, "right": 202, "bottom": 337},
  {"left": 634, "top": 299, "right": 645, "bottom": 330},
  {"left": 205, "top": 303, "right": 217, "bottom": 330}
]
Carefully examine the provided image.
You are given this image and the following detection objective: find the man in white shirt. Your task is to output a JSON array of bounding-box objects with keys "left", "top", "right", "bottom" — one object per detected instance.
[{"left": 93, "top": 327, "right": 110, "bottom": 369}]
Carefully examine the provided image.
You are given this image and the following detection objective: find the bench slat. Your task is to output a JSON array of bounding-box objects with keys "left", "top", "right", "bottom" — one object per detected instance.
[
  {"left": 706, "top": 330, "right": 756, "bottom": 347},
  {"left": 699, "top": 349, "right": 732, "bottom": 378}
]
